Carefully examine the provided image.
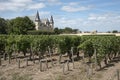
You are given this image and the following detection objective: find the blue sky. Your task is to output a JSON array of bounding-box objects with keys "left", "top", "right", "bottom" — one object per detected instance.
[{"left": 0, "top": 0, "right": 120, "bottom": 32}]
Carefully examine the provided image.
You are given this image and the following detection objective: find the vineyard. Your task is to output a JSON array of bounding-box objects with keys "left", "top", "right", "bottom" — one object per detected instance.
[{"left": 0, "top": 35, "right": 120, "bottom": 80}]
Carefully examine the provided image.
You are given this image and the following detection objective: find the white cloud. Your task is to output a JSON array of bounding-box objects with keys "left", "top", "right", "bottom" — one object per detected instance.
[
  {"left": 39, "top": 11, "right": 51, "bottom": 16},
  {"left": 0, "top": 0, "right": 45, "bottom": 11},
  {"left": 55, "top": 15, "right": 83, "bottom": 29},
  {"left": 0, "top": 2, "right": 26, "bottom": 11},
  {"left": 47, "top": 0, "right": 62, "bottom": 6},
  {"left": 0, "top": 0, "right": 62, "bottom": 12},
  {"left": 38, "top": 0, "right": 62, "bottom": 5},
  {"left": 55, "top": 13, "right": 120, "bottom": 32},
  {"left": 88, "top": 14, "right": 106, "bottom": 20},
  {"left": 10, "top": 0, "right": 32, "bottom": 3},
  {"left": 69, "top": 2, "right": 79, "bottom": 6},
  {"left": 61, "top": 2, "right": 93, "bottom": 12},
  {"left": 82, "top": 13, "right": 120, "bottom": 31},
  {"left": 62, "top": 6, "right": 91, "bottom": 12},
  {"left": 27, "top": 3, "right": 45, "bottom": 10},
  {"left": 38, "top": 0, "right": 59, "bottom": 2},
  {"left": 47, "top": 0, "right": 59, "bottom": 2},
  {"left": 40, "top": 0, "right": 60, "bottom": 3}
]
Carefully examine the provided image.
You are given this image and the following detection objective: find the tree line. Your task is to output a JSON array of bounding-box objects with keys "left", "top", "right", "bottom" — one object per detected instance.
[
  {"left": 0, "top": 17, "right": 35, "bottom": 34},
  {"left": 0, "top": 17, "right": 80, "bottom": 35},
  {"left": 54, "top": 27, "right": 79, "bottom": 34}
]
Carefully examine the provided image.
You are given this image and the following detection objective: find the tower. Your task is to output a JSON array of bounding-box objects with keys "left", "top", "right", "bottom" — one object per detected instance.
[
  {"left": 34, "top": 11, "right": 54, "bottom": 31},
  {"left": 50, "top": 15, "right": 54, "bottom": 31},
  {"left": 46, "top": 18, "right": 50, "bottom": 27},
  {"left": 35, "top": 11, "right": 41, "bottom": 30}
]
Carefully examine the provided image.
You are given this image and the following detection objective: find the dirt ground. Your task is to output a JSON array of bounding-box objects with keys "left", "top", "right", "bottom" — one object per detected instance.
[{"left": 0, "top": 54, "right": 120, "bottom": 80}]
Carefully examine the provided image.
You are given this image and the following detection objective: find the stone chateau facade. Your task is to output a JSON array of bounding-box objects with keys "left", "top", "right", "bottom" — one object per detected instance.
[{"left": 34, "top": 11, "right": 54, "bottom": 31}]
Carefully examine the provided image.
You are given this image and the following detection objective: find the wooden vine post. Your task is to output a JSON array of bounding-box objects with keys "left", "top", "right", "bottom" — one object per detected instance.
[
  {"left": 46, "top": 59, "right": 48, "bottom": 69},
  {"left": 33, "top": 53, "right": 35, "bottom": 64},
  {"left": 38, "top": 44, "right": 41, "bottom": 62},
  {"left": 26, "top": 58, "right": 28, "bottom": 66},
  {"left": 8, "top": 54, "right": 11, "bottom": 64},
  {"left": 0, "top": 54, "right": 1, "bottom": 66},
  {"left": 117, "top": 69, "right": 119, "bottom": 80},
  {"left": 18, "top": 59, "right": 20, "bottom": 68},
  {"left": 31, "top": 46, "right": 35, "bottom": 64},
  {"left": 87, "top": 64, "right": 91, "bottom": 80},
  {"left": 15, "top": 51, "right": 18, "bottom": 62},
  {"left": 86, "top": 64, "right": 93, "bottom": 79},
  {"left": 15, "top": 43, "right": 18, "bottom": 62},
  {"left": 91, "top": 63, "right": 93, "bottom": 75},
  {"left": 71, "top": 47, "right": 75, "bottom": 69},
  {"left": 13, "top": 44, "right": 18, "bottom": 62},
  {"left": 38, "top": 52, "right": 41, "bottom": 62},
  {"left": 82, "top": 51, "right": 85, "bottom": 64},
  {"left": 94, "top": 48, "right": 97, "bottom": 70},
  {"left": 48, "top": 46, "right": 53, "bottom": 66},
  {"left": 39, "top": 60, "right": 42, "bottom": 71},
  {"left": 3, "top": 53, "right": 6, "bottom": 60},
  {"left": 59, "top": 54, "right": 62, "bottom": 64},
  {"left": 62, "top": 62, "right": 65, "bottom": 74},
  {"left": 67, "top": 60, "right": 70, "bottom": 71},
  {"left": 29, "top": 49, "right": 32, "bottom": 60}
]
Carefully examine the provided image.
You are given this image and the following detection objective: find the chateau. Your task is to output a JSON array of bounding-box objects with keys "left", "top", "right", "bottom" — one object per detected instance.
[{"left": 34, "top": 11, "right": 54, "bottom": 31}]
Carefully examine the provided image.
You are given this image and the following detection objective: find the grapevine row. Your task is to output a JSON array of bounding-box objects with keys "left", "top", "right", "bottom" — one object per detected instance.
[{"left": 0, "top": 35, "right": 120, "bottom": 70}]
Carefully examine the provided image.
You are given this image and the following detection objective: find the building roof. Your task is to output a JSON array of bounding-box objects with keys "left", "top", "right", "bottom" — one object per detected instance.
[
  {"left": 50, "top": 15, "right": 54, "bottom": 23},
  {"left": 35, "top": 11, "right": 40, "bottom": 21}
]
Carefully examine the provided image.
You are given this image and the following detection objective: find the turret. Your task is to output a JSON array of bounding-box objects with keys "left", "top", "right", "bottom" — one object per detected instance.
[
  {"left": 46, "top": 18, "right": 50, "bottom": 26},
  {"left": 35, "top": 11, "right": 41, "bottom": 30},
  {"left": 35, "top": 11, "right": 41, "bottom": 21},
  {"left": 50, "top": 15, "right": 54, "bottom": 30}
]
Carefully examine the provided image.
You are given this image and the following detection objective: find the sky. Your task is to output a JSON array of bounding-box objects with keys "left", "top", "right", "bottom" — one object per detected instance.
[{"left": 0, "top": 0, "right": 120, "bottom": 32}]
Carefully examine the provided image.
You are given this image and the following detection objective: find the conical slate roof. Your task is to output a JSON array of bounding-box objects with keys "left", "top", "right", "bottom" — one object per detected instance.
[
  {"left": 35, "top": 11, "right": 40, "bottom": 21},
  {"left": 50, "top": 15, "right": 54, "bottom": 23}
]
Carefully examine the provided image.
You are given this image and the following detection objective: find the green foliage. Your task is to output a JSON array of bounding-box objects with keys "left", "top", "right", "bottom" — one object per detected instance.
[
  {"left": 0, "top": 35, "right": 120, "bottom": 66},
  {"left": 54, "top": 27, "right": 79, "bottom": 34},
  {"left": 0, "top": 17, "right": 7, "bottom": 34},
  {"left": 78, "top": 39, "right": 94, "bottom": 57},
  {"left": 57, "top": 36, "right": 77, "bottom": 54},
  {"left": 0, "top": 35, "right": 6, "bottom": 53},
  {"left": 7, "top": 16, "right": 35, "bottom": 34},
  {"left": 24, "top": 16, "right": 35, "bottom": 30},
  {"left": 5, "top": 35, "right": 15, "bottom": 56},
  {"left": 64, "top": 27, "right": 73, "bottom": 33},
  {"left": 17, "top": 35, "right": 31, "bottom": 53},
  {"left": 27, "top": 30, "right": 55, "bottom": 35},
  {"left": 54, "top": 27, "right": 60, "bottom": 34},
  {"left": 78, "top": 36, "right": 120, "bottom": 67},
  {"left": 112, "top": 30, "right": 118, "bottom": 33}
]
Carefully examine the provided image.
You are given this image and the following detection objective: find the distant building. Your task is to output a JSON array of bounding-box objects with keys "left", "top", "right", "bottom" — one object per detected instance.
[
  {"left": 35, "top": 11, "right": 54, "bottom": 31},
  {"left": 91, "top": 30, "right": 97, "bottom": 34}
]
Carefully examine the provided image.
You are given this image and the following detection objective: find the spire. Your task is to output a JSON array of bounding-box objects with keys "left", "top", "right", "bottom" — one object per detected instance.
[
  {"left": 50, "top": 15, "right": 54, "bottom": 23},
  {"left": 46, "top": 18, "right": 50, "bottom": 26},
  {"left": 35, "top": 11, "right": 40, "bottom": 21}
]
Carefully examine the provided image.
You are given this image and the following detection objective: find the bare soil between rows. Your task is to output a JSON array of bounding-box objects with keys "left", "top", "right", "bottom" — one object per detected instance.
[{"left": 0, "top": 54, "right": 120, "bottom": 80}]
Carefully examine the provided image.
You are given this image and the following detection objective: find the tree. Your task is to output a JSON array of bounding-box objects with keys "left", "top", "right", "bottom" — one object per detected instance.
[
  {"left": 54, "top": 27, "right": 79, "bottom": 34},
  {"left": 64, "top": 27, "right": 73, "bottom": 33},
  {"left": 112, "top": 30, "right": 118, "bottom": 33},
  {"left": 7, "top": 16, "right": 35, "bottom": 34},
  {"left": 54, "top": 27, "right": 60, "bottom": 34},
  {"left": 24, "top": 16, "right": 35, "bottom": 30},
  {"left": 0, "top": 17, "right": 7, "bottom": 34}
]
